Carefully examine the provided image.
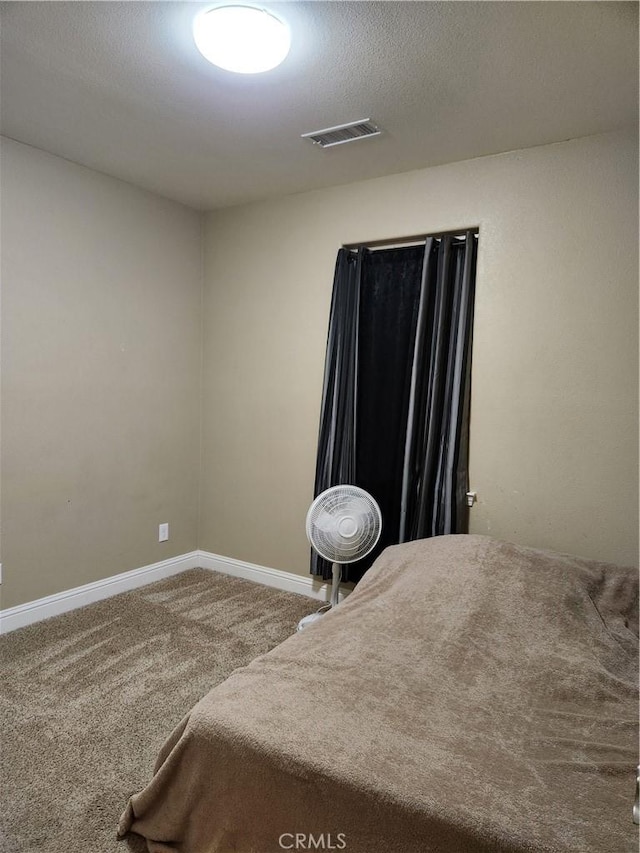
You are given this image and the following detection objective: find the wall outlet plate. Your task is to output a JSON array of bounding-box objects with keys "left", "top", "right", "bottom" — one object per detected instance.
[{"left": 158, "top": 523, "right": 169, "bottom": 542}]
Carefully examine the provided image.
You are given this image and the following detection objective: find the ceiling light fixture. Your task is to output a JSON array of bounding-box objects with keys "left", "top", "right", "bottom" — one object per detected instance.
[{"left": 193, "top": 5, "right": 291, "bottom": 74}]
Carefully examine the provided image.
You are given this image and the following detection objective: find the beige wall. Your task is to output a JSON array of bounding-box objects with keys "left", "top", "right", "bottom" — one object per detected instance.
[
  {"left": 200, "top": 129, "right": 638, "bottom": 576},
  {"left": 2, "top": 129, "right": 637, "bottom": 610},
  {"left": 1, "top": 138, "right": 203, "bottom": 608}
]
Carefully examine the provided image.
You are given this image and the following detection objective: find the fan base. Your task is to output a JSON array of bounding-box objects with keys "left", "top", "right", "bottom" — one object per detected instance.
[{"left": 296, "top": 611, "right": 325, "bottom": 632}]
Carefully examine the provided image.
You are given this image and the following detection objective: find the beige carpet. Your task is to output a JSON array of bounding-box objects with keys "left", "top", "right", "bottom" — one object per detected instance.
[{"left": 0, "top": 569, "right": 315, "bottom": 853}]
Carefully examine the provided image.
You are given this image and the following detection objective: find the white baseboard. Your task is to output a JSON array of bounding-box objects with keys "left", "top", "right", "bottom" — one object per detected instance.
[
  {"left": 0, "top": 550, "right": 347, "bottom": 635},
  {"left": 197, "top": 550, "right": 347, "bottom": 604},
  {"left": 0, "top": 551, "right": 200, "bottom": 634}
]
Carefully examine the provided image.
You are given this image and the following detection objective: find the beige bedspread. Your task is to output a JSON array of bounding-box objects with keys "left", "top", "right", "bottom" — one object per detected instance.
[{"left": 119, "top": 535, "right": 639, "bottom": 853}]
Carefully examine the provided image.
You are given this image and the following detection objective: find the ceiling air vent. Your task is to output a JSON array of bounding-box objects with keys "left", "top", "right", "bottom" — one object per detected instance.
[{"left": 301, "top": 118, "right": 382, "bottom": 148}]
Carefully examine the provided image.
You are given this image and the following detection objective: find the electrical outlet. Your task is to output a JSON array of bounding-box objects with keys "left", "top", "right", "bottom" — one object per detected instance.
[{"left": 158, "top": 523, "right": 169, "bottom": 542}]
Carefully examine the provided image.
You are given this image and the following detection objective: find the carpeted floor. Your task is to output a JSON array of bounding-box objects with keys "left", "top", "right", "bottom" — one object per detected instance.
[{"left": 0, "top": 569, "right": 315, "bottom": 853}]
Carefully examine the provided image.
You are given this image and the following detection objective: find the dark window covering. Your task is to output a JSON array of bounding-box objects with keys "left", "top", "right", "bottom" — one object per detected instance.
[{"left": 311, "top": 232, "right": 477, "bottom": 583}]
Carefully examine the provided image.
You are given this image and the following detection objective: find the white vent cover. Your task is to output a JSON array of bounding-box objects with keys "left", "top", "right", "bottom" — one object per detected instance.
[{"left": 301, "top": 119, "right": 382, "bottom": 148}]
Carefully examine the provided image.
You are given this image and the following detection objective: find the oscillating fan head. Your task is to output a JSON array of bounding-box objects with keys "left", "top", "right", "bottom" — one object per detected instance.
[{"left": 306, "top": 485, "right": 382, "bottom": 564}]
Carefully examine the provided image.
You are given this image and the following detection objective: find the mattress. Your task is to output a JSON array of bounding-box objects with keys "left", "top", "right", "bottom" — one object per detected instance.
[{"left": 119, "top": 534, "right": 639, "bottom": 852}]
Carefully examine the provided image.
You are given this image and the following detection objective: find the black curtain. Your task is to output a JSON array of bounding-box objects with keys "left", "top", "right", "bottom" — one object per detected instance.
[
  {"left": 310, "top": 250, "right": 361, "bottom": 579},
  {"left": 311, "top": 232, "right": 477, "bottom": 583}
]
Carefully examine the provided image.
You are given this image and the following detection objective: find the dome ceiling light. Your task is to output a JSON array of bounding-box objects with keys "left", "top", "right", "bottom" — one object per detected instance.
[{"left": 193, "top": 5, "right": 291, "bottom": 74}]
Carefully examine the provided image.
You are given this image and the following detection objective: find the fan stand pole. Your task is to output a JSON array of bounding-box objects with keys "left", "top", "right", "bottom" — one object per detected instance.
[
  {"left": 330, "top": 562, "right": 341, "bottom": 609},
  {"left": 296, "top": 562, "right": 343, "bottom": 632}
]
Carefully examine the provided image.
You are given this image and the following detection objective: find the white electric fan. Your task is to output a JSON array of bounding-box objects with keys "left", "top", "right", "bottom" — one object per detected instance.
[{"left": 297, "top": 485, "right": 382, "bottom": 632}]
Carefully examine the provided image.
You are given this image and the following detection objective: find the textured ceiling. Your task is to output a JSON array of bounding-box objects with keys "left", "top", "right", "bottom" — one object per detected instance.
[{"left": 0, "top": 1, "right": 637, "bottom": 211}]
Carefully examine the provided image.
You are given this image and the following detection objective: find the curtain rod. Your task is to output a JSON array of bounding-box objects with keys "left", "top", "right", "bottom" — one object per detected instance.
[{"left": 343, "top": 227, "right": 479, "bottom": 251}]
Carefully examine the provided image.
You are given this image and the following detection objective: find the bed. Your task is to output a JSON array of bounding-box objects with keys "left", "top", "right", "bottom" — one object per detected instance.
[{"left": 118, "top": 534, "right": 638, "bottom": 853}]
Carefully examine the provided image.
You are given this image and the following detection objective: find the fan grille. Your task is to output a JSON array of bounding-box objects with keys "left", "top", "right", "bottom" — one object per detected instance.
[{"left": 306, "top": 485, "right": 382, "bottom": 563}]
